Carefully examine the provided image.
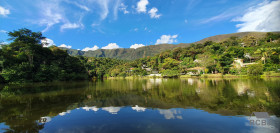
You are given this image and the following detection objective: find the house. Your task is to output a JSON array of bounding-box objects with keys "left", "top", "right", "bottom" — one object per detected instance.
[
  {"left": 186, "top": 67, "right": 205, "bottom": 75},
  {"left": 148, "top": 74, "right": 162, "bottom": 77},
  {"left": 142, "top": 65, "right": 152, "bottom": 72},
  {"left": 232, "top": 58, "right": 256, "bottom": 68}
]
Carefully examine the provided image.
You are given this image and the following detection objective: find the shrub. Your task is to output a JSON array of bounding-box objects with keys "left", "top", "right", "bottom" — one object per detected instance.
[
  {"left": 247, "top": 63, "right": 264, "bottom": 76},
  {"left": 161, "top": 69, "right": 179, "bottom": 78}
]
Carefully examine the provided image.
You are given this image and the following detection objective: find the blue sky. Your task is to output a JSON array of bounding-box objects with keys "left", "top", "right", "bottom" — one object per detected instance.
[{"left": 0, "top": 0, "right": 279, "bottom": 50}]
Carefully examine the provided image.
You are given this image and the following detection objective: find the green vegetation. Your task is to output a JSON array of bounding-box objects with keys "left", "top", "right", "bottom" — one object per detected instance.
[
  {"left": 247, "top": 63, "right": 264, "bottom": 76},
  {"left": 107, "top": 32, "right": 280, "bottom": 78},
  {"left": 0, "top": 28, "right": 88, "bottom": 83},
  {"left": 1, "top": 28, "right": 280, "bottom": 83},
  {"left": 67, "top": 32, "right": 274, "bottom": 60}
]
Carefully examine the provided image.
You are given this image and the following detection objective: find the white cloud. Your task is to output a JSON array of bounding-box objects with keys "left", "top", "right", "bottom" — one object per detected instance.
[
  {"left": 60, "top": 23, "right": 84, "bottom": 31},
  {"left": 119, "top": 3, "right": 129, "bottom": 14},
  {"left": 34, "top": 1, "right": 86, "bottom": 32},
  {"left": 131, "top": 105, "right": 146, "bottom": 112},
  {"left": 65, "top": 1, "right": 90, "bottom": 11},
  {"left": 136, "top": 0, "right": 149, "bottom": 13},
  {"left": 233, "top": 0, "right": 280, "bottom": 32},
  {"left": 130, "top": 44, "right": 145, "bottom": 49},
  {"left": 148, "top": 7, "right": 161, "bottom": 18},
  {"left": 82, "top": 45, "right": 99, "bottom": 51},
  {"left": 102, "top": 107, "right": 121, "bottom": 114},
  {"left": 37, "top": 1, "right": 66, "bottom": 33},
  {"left": 0, "top": 6, "right": 10, "bottom": 16},
  {"left": 101, "top": 43, "right": 120, "bottom": 49},
  {"left": 41, "top": 38, "right": 56, "bottom": 47},
  {"left": 155, "top": 35, "right": 178, "bottom": 45},
  {"left": 0, "top": 30, "right": 7, "bottom": 33},
  {"left": 0, "top": 42, "right": 8, "bottom": 45},
  {"left": 58, "top": 44, "right": 72, "bottom": 49},
  {"left": 95, "top": 0, "right": 110, "bottom": 21},
  {"left": 113, "top": 0, "right": 121, "bottom": 20}
]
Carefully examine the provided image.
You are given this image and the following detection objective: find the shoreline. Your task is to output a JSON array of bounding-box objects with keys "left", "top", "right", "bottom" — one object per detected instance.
[{"left": 107, "top": 74, "right": 280, "bottom": 79}]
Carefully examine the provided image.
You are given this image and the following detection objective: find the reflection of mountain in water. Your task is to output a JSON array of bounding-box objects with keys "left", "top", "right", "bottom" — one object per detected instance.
[{"left": 0, "top": 78, "right": 279, "bottom": 132}]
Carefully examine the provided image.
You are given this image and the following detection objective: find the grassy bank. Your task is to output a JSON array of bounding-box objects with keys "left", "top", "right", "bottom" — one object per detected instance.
[{"left": 107, "top": 73, "right": 280, "bottom": 79}]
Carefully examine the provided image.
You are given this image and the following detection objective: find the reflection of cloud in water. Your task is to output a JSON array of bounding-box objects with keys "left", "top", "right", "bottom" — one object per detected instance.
[
  {"left": 40, "top": 116, "right": 52, "bottom": 123},
  {"left": 247, "top": 90, "right": 255, "bottom": 97},
  {"left": 102, "top": 107, "right": 121, "bottom": 114},
  {"left": 195, "top": 88, "right": 201, "bottom": 94},
  {"left": 158, "top": 109, "right": 183, "bottom": 120},
  {"left": 149, "top": 79, "right": 163, "bottom": 85},
  {"left": 131, "top": 105, "right": 146, "bottom": 112},
  {"left": 245, "top": 116, "right": 280, "bottom": 133},
  {"left": 82, "top": 106, "right": 99, "bottom": 112},
  {"left": 236, "top": 83, "right": 250, "bottom": 96},
  {"left": 144, "top": 79, "right": 164, "bottom": 91},
  {"left": 188, "top": 78, "right": 194, "bottom": 85},
  {"left": 59, "top": 110, "right": 71, "bottom": 116}
]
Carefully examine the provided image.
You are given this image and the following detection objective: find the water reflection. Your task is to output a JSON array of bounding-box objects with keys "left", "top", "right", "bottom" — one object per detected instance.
[
  {"left": 0, "top": 78, "right": 279, "bottom": 132},
  {"left": 132, "top": 105, "right": 146, "bottom": 112}
]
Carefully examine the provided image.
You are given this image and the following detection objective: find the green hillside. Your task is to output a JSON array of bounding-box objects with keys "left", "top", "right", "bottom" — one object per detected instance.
[
  {"left": 67, "top": 44, "right": 190, "bottom": 60},
  {"left": 67, "top": 32, "right": 278, "bottom": 60}
]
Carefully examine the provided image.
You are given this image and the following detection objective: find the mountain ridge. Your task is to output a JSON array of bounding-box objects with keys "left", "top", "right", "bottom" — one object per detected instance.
[{"left": 66, "top": 31, "right": 279, "bottom": 60}]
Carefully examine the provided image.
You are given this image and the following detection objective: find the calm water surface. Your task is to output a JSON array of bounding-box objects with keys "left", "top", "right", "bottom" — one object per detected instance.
[{"left": 0, "top": 78, "right": 279, "bottom": 133}]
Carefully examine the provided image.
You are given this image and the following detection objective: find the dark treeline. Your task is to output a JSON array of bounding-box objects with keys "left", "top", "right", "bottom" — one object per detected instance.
[{"left": 1, "top": 28, "right": 280, "bottom": 83}]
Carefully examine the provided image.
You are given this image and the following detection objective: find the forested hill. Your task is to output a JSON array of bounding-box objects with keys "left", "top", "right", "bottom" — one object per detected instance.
[
  {"left": 67, "top": 44, "right": 190, "bottom": 60},
  {"left": 66, "top": 32, "right": 278, "bottom": 60}
]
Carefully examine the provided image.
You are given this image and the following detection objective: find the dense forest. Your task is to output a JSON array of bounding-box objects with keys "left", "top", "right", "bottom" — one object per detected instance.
[{"left": 0, "top": 28, "right": 280, "bottom": 83}]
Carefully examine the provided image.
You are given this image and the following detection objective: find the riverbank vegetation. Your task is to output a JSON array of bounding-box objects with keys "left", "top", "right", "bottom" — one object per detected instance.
[{"left": 1, "top": 29, "right": 280, "bottom": 83}]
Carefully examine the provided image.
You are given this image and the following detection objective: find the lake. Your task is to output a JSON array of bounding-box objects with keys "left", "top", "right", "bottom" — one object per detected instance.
[{"left": 0, "top": 78, "right": 279, "bottom": 133}]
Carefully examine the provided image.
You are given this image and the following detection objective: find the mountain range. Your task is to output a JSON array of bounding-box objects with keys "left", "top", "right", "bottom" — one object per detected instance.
[{"left": 64, "top": 32, "right": 276, "bottom": 60}]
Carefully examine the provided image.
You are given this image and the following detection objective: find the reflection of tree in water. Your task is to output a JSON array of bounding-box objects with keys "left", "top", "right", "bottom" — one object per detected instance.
[
  {"left": 263, "top": 78, "right": 280, "bottom": 116},
  {"left": 3, "top": 122, "right": 45, "bottom": 133},
  {"left": 0, "top": 79, "right": 279, "bottom": 132},
  {"left": 0, "top": 82, "right": 90, "bottom": 132},
  {"left": 83, "top": 79, "right": 279, "bottom": 116}
]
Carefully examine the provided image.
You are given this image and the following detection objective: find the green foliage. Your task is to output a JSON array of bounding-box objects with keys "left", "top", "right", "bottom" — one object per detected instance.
[
  {"left": 160, "top": 57, "right": 180, "bottom": 70},
  {"left": 181, "top": 57, "right": 195, "bottom": 68},
  {"left": 1, "top": 28, "right": 88, "bottom": 83},
  {"left": 247, "top": 63, "right": 264, "bottom": 76},
  {"left": 219, "top": 53, "right": 233, "bottom": 73},
  {"left": 105, "top": 32, "right": 280, "bottom": 77},
  {"left": 161, "top": 69, "right": 180, "bottom": 78},
  {"left": 1, "top": 29, "right": 280, "bottom": 81},
  {"left": 266, "top": 33, "right": 280, "bottom": 42}
]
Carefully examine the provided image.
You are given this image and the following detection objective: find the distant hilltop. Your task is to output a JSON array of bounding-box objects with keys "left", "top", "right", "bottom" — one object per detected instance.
[{"left": 65, "top": 32, "right": 279, "bottom": 60}]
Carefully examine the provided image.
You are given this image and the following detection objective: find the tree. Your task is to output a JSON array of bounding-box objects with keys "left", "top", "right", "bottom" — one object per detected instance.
[
  {"left": 8, "top": 28, "right": 45, "bottom": 47},
  {"left": 1, "top": 28, "right": 88, "bottom": 83},
  {"left": 181, "top": 57, "right": 196, "bottom": 68},
  {"left": 219, "top": 53, "right": 233, "bottom": 73},
  {"left": 255, "top": 48, "right": 268, "bottom": 64},
  {"left": 247, "top": 64, "right": 264, "bottom": 76},
  {"left": 160, "top": 57, "right": 180, "bottom": 70}
]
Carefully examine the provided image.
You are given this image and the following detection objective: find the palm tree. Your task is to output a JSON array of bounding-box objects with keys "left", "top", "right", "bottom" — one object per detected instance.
[{"left": 255, "top": 48, "right": 267, "bottom": 64}]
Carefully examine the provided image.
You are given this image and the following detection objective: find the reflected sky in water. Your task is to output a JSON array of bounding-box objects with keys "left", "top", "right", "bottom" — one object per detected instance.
[{"left": 0, "top": 78, "right": 280, "bottom": 133}]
